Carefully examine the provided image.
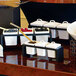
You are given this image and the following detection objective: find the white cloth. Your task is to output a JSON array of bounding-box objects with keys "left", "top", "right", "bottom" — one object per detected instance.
[{"left": 30, "top": 19, "right": 48, "bottom": 26}]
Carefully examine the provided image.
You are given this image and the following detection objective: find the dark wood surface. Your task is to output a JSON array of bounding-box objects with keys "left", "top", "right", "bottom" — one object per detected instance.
[
  {"left": 0, "top": 39, "right": 76, "bottom": 76},
  {"left": 0, "top": 39, "right": 76, "bottom": 73}
]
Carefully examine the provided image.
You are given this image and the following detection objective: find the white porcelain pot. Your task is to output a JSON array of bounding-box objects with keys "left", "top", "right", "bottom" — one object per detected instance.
[
  {"left": 44, "top": 20, "right": 61, "bottom": 28},
  {"left": 19, "top": 31, "right": 33, "bottom": 45},
  {"left": 51, "top": 29, "right": 58, "bottom": 38},
  {"left": 3, "top": 28, "right": 18, "bottom": 46},
  {"left": 25, "top": 41, "right": 37, "bottom": 55},
  {"left": 57, "top": 21, "right": 70, "bottom": 40},
  {"left": 35, "top": 31, "right": 49, "bottom": 42},
  {"left": 57, "top": 21, "right": 70, "bottom": 29},
  {"left": 20, "top": 36, "right": 32, "bottom": 45},
  {"left": 67, "top": 21, "right": 76, "bottom": 40},
  {"left": 35, "top": 41, "right": 48, "bottom": 56},
  {"left": 44, "top": 20, "right": 61, "bottom": 38},
  {"left": 30, "top": 19, "right": 48, "bottom": 26},
  {"left": 46, "top": 42, "right": 61, "bottom": 58}
]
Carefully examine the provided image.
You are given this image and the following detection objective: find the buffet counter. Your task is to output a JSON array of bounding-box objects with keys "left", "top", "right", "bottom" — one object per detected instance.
[{"left": 0, "top": 62, "right": 76, "bottom": 76}]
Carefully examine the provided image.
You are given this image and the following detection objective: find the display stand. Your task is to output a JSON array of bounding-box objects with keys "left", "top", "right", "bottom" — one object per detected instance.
[
  {"left": 0, "top": 30, "right": 52, "bottom": 48},
  {"left": 30, "top": 25, "right": 67, "bottom": 40},
  {"left": 22, "top": 44, "right": 64, "bottom": 62}
]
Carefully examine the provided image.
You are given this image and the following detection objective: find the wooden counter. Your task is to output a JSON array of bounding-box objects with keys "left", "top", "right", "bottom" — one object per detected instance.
[{"left": 0, "top": 62, "right": 76, "bottom": 76}]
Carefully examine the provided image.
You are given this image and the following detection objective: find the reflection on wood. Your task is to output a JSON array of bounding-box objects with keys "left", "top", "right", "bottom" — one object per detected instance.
[{"left": 6, "top": 55, "right": 18, "bottom": 64}]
